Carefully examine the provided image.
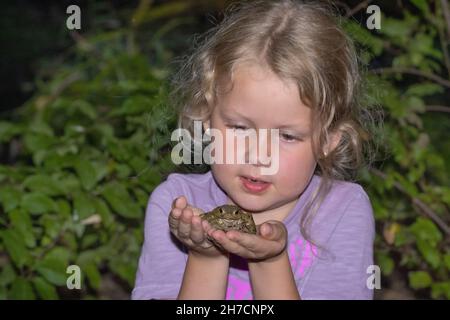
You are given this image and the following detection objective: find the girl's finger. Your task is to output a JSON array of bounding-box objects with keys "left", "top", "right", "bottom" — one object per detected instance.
[
  {"left": 202, "top": 220, "right": 213, "bottom": 233},
  {"left": 226, "top": 231, "right": 260, "bottom": 252},
  {"left": 260, "top": 221, "right": 286, "bottom": 241},
  {"left": 168, "top": 208, "right": 181, "bottom": 230},
  {"left": 190, "top": 215, "right": 205, "bottom": 244},
  {"left": 210, "top": 230, "right": 248, "bottom": 256},
  {"left": 177, "top": 208, "right": 193, "bottom": 238},
  {"left": 172, "top": 196, "right": 187, "bottom": 210},
  {"left": 225, "top": 230, "right": 285, "bottom": 260},
  {"left": 186, "top": 205, "right": 203, "bottom": 216}
]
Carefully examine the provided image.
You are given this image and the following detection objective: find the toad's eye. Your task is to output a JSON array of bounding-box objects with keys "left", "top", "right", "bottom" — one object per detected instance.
[
  {"left": 233, "top": 210, "right": 239, "bottom": 215},
  {"left": 219, "top": 208, "right": 224, "bottom": 214}
]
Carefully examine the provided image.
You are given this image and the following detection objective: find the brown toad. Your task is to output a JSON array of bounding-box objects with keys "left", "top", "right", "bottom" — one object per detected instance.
[{"left": 200, "top": 205, "right": 257, "bottom": 234}]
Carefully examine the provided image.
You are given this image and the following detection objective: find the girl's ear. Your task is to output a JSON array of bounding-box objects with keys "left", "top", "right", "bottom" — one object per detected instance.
[
  {"left": 325, "top": 129, "right": 342, "bottom": 156},
  {"left": 203, "top": 120, "right": 210, "bottom": 133}
]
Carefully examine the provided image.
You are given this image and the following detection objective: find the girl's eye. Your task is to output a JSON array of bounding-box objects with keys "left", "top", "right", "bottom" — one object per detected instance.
[
  {"left": 228, "top": 125, "right": 248, "bottom": 132},
  {"left": 280, "top": 133, "right": 299, "bottom": 142}
]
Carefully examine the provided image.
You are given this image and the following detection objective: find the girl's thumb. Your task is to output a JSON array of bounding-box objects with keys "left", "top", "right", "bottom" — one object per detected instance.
[
  {"left": 261, "top": 221, "right": 285, "bottom": 240},
  {"left": 262, "top": 223, "right": 272, "bottom": 237},
  {"left": 262, "top": 222, "right": 275, "bottom": 237}
]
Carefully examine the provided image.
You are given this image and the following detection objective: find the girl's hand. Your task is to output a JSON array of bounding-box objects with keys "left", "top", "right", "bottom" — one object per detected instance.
[
  {"left": 168, "top": 196, "right": 227, "bottom": 258},
  {"left": 206, "top": 221, "right": 288, "bottom": 261}
]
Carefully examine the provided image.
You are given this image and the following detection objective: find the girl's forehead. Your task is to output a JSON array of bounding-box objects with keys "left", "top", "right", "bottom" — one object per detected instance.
[
  {"left": 223, "top": 64, "right": 303, "bottom": 105},
  {"left": 216, "top": 65, "right": 311, "bottom": 126}
]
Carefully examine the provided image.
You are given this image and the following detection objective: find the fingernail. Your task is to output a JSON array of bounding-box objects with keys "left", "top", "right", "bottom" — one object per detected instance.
[{"left": 263, "top": 224, "right": 272, "bottom": 236}]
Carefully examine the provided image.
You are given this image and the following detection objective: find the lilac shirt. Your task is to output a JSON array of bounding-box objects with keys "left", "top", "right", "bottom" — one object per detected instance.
[{"left": 132, "top": 171, "right": 375, "bottom": 300}]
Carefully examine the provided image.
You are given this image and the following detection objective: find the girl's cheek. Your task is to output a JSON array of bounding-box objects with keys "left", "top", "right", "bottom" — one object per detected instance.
[{"left": 278, "top": 149, "right": 315, "bottom": 178}]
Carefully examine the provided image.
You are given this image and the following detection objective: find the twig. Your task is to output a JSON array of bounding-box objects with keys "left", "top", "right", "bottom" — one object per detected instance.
[
  {"left": 51, "top": 71, "right": 83, "bottom": 97},
  {"left": 437, "top": 1, "right": 450, "bottom": 80},
  {"left": 438, "top": 21, "right": 450, "bottom": 77},
  {"left": 441, "top": 0, "right": 450, "bottom": 41},
  {"left": 371, "top": 67, "right": 450, "bottom": 89},
  {"left": 333, "top": 1, "right": 351, "bottom": 16},
  {"left": 370, "top": 168, "right": 450, "bottom": 236},
  {"left": 426, "top": 105, "right": 450, "bottom": 113},
  {"left": 345, "top": 0, "right": 373, "bottom": 18}
]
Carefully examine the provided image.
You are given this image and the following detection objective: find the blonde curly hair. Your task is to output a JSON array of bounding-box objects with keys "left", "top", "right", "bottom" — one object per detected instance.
[{"left": 169, "top": 0, "right": 378, "bottom": 246}]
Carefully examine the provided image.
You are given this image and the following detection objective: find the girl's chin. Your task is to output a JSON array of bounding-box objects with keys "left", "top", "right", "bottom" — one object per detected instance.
[{"left": 228, "top": 196, "right": 270, "bottom": 213}]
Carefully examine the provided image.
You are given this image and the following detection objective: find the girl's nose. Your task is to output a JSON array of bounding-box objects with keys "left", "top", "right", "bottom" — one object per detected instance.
[{"left": 246, "top": 128, "right": 272, "bottom": 167}]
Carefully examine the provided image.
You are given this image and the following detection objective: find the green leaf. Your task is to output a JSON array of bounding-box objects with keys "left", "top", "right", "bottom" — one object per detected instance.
[
  {"left": 81, "top": 234, "right": 99, "bottom": 249},
  {"left": 62, "top": 232, "right": 78, "bottom": 252},
  {"left": 32, "top": 277, "right": 59, "bottom": 300},
  {"left": 406, "top": 96, "right": 425, "bottom": 113},
  {"left": 342, "top": 20, "right": 384, "bottom": 56},
  {"left": 133, "top": 187, "right": 150, "bottom": 207},
  {"left": 416, "top": 239, "right": 441, "bottom": 269},
  {"left": 410, "top": 217, "right": 443, "bottom": 245},
  {"left": 40, "top": 215, "right": 63, "bottom": 240},
  {"left": 375, "top": 251, "right": 394, "bottom": 276},
  {"left": 23, "top": 174, "right": 64, "bottom": 196},
  {"left": 444, "top": 254, "right": 450, "bottom": 271},
  {"left": 0, "top": 229, "right": 32, "bottom": 268},
  {"left": 73, "top": 100, "right": 97, "bottom": 120},
  {"left": 132, "top": 1, "right": 193, "bottom": 25},
  {"left": 35, "top": 247, "right": 70, "bottom": 286},
  {"left": 0, "top": 187, "right": 21, "bottom": 212},
  {"left": 58, "top": 173, "right": 82, "bottom": 194},
  {"left": 110, "top": 257, "right": 137, "bottom": 286},
  {"left": 394, "top": 227, "right": 415, "bottom": 247},
  {"left": 0, "top": 264, "right": 16, "bottom": 286},
  {"left": 110, "top": 95, "right": 153, "bottom": 116},
  {"left": 409, "top": 271, "right": 432, "bottom": 289},
  {"left": 76, "top": 249, "right": 103, "bottom": 267},
  {"left": 74, "top": 158, "right": 98, "bottom": 191},
  {"left": 9, "top": 209, "right": 36, "bottom": 248},
  {"left": 42, "top": 152, "right": 73, "bottom": 171},
  {"left": 115, "top": 163, "right": 132, "bottom": 178},
  {"left": 393, "top": 172, "right": 419, "bottom": 197},
  {"left": 0, "top": 121, "right": 22, "bottom": 142},
  {"left": 381, "top": 16, "right": 413, "bottom": 41},
  {"left": 101, "top": 182, "right": 142, "bottom": 219},
  {"left": 21, "top": 192, "right": 57, "bottom": 215},
  {"left": 9, "top": 277, "right": 36, "bottom": 300},
  {"left": 73, "top": 191, "right": 96, "bottom": 220},
  {"left": 56, "top": 199, "right": 72, "bottom": 220},
  {"left": 24, "top": 133, "right": 54, "bottom": 153},
  {"left": 92, "top": 197, "right": 114, "bottom": 227},
  {"left": 431, "top": 282, "right": 450, "bottom": 299},
  {"left": 410, "top": 0, "right": 430, "bottom": 16},
  {"left": 107, "top": 139, "right": 131, "bottom": 162},
  {"left": 90, "top": 161, "right": 109, "bottom": 184},
  {"left": 84, "top": 264, "right": 101, "bottom": 290},
  {"left": 405, "top": 83, "right": 444, "bottom": 97}
]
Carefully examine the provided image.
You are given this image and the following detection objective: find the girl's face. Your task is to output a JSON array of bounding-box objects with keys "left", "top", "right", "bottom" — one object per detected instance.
[{"left": 208, "top": 64, "right": 317, "bottom": 221}]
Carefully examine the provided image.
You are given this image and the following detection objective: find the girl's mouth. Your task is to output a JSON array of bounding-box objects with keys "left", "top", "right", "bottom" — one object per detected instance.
[{"left": 240, "top": 176, "right": 271, "bottom": 193}]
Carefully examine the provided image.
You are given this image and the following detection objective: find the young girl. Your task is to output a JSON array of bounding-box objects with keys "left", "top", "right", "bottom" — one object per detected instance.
[{"left": 132, "top": 0, "right": 376, "bottom": 300}]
